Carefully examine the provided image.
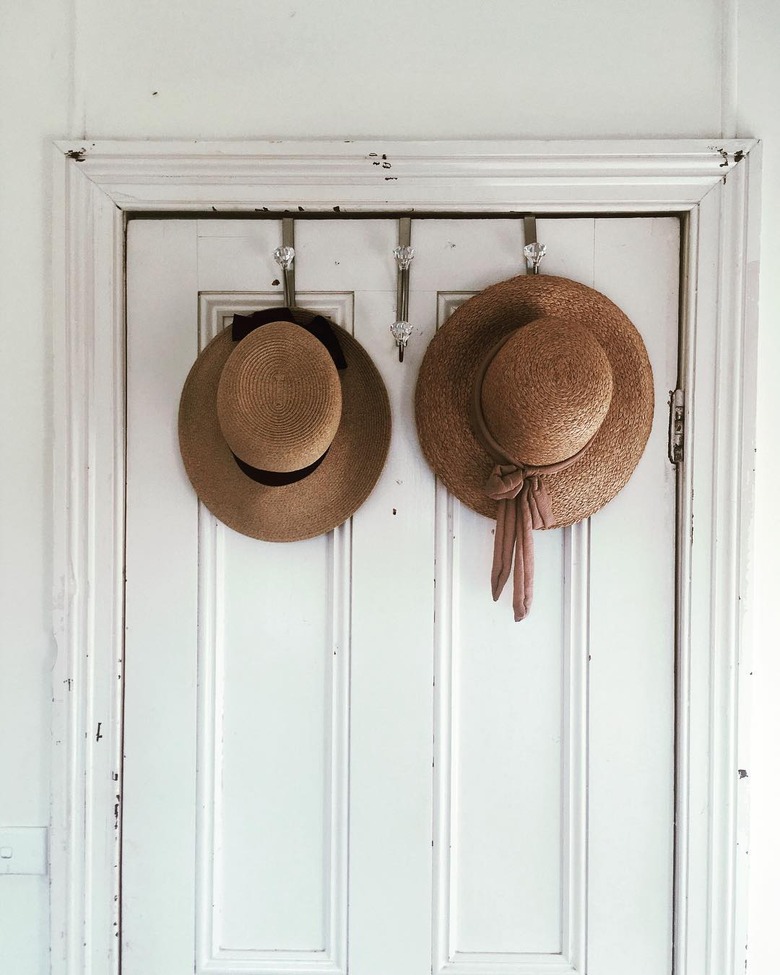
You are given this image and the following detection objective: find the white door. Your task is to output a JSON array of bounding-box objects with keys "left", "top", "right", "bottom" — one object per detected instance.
[{"left": 123, "top": 216, "right": 679, "bottom": 975}]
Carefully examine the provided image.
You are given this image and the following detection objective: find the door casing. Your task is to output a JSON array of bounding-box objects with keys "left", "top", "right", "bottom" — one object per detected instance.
[{"left": 50, "top": 138, "right": 761, "bottom": 975}]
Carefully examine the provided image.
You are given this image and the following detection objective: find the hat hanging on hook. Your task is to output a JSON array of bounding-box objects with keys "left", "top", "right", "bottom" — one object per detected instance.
[
  {"left": 178, "top": 218, "right": 391, "bottom": 542},
  {"left": 414, "top": 216, "right": 654, "bottom": 622}
]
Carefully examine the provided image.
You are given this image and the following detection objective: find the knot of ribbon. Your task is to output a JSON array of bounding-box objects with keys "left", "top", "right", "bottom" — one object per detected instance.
[
  {"left": 484, "top": 463, "right": 557, "bottom": 621},
  {"left": 470, "top": 332, "right": 590, "bottom": 622}
]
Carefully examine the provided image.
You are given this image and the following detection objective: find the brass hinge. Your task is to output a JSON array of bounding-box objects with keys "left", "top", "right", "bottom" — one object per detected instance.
[{"left": 668, "top": 388, "right": 685, "bottom": 465}]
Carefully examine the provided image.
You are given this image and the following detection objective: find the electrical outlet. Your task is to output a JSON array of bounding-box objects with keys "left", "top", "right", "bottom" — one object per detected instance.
[{"left": 0, "top": 828, "right": 48, "bottom": 875}]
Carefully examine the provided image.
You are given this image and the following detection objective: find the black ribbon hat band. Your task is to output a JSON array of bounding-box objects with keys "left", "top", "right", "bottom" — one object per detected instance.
[{"left": 227, "top": 308, "right": 347, "bottom": 487}]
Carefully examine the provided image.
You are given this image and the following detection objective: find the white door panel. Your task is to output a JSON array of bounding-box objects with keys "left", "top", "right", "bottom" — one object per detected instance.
[{"left": 124, "top": 215, "right": 678, "bottom": 975}]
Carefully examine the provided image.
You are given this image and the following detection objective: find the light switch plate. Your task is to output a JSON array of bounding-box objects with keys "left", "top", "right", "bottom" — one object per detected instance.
[{"left": 0, "top": 827, "right": 48, "bottom": 875}]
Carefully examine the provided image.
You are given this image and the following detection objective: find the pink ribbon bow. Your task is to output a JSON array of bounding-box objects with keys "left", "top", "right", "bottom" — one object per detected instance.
[{"left": 484, "top": 464, "right": 556, "bottom": 621}]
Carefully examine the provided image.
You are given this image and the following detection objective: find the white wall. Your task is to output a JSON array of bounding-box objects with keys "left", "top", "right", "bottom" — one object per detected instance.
[{"left": 1, "top": 0, "right": 777, "bottom": 971}]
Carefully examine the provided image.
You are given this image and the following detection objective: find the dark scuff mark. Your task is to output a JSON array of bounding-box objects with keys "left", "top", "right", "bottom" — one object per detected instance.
[
  {"left": 152, "top": 91, "right": 158, "bottom": 96},
  {"left": 211, "top": 206, "right": 217, "bottom": 211},
  {"left": 64, "top": 678, "right": 72, "bottom": 691},
  {"left": 382, "top": 161, "right": 391, "bottom": 169},
  {"left": 333, "top": 205, "right": 341, "bottom": 212},
  {"left": 372, "top": 160, "right": 381, "bottom": 166},
  {"left": 298, "top": 206, "right": 305, "bottom": 211},
  {"left": 385, "top": 176, "right": 398, "bottom": 181},
  {"left": 95, "top": 722, "right": 103, "bottom": 742},
  {"left": 734, "top": 149, "right": 745, "bottom": 163},
  {"left": 738, "top": 769, "right": 748, "bottom": 779},
  {"left": 381, "top": 153, "right": 387, "bottom": 160},
  {"left": 392, "top": 508, "right": 397, "bottom": 516},
  {"left": 65, "top": 149, "right": 86, "bottom": 161},
  {"left": 717, "top": 147, "right": 730, "bottom": 167},
  {"left": 368, "top": 152, "right": 378, "bottom": 157},
  {"left": 114, "top": 794, "right": 121, "bottom": 828},
  {"left": 272, "top": 278, "right": 280, "bottom": 286}
]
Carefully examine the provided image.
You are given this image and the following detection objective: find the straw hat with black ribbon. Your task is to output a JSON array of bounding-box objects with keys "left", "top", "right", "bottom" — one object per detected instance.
[
  {"left": 415, "top": 274, "right": 654, "bottom": 621},
  {"left": 179, "top": 307, "right": 391, "bottom": 541}
]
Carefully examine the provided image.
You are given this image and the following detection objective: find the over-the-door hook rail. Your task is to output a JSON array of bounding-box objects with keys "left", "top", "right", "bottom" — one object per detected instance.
[
  {"left": 523, "top": 214, "right": 547, "bottom": 274},
  {"left": 390, "top": 217, "right": 415, "bottom": 362},
  {"left": 273, "top": 218, "right": 296, "bottom": 306}
]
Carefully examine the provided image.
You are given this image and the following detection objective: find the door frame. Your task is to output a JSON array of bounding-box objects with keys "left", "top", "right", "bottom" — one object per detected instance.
[{"left": 50, "top": 138, "right": 760, "bottom": 975}]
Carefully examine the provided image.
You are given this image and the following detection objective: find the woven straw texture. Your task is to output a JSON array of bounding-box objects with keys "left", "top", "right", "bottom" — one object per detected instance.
[
  {"left": 216, "top": 321, "right": 342, "bottom": 473},
  {"left": 481, "top": 315, "right": 614, "bottom": 467},
  {"left": 179, "top": 309, "right": 391, "bottom": 542},
  {"left": 415, "top": 274, "right": 654, "bottom": 526}
]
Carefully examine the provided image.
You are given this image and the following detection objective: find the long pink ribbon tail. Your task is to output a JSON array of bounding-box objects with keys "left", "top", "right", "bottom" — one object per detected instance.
[{"left": 485, "top": 467, "right": 555, "bottom": 621}]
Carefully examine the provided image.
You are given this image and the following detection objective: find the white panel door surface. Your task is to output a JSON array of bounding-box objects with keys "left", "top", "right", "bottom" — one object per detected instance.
[{"left": 123, "top": 216, "right": 679, "bottom": 975}]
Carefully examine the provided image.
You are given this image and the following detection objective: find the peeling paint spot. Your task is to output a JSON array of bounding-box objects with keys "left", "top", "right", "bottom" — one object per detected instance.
[
  {"left": 272, "top": 278, "right": 280, "bottom": 287},
  {"left": 333, "top": 205, "right": 341, "bottom": 212},
  {"left": 382, "top": 161, "right": 391, "bottom": 169},
  {"left": 298, "top": 206, "right": 305, "bottom": 211},
  {"left": 65, "top": 148, "right": 86, "bottom": 161},
  {"left": 734, "top": 149, "right": 745, "bottom": 163},
  {"left": 738, "top": 769, "right": 748, "bottom": 779}
]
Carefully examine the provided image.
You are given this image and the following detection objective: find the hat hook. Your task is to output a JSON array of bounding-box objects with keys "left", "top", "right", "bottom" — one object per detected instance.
[
  {"left": 522, "top": 214, "right": 547, "bottom": 275},
  {"left": 273, "top": 218, "right": 296, "bottom": 306},
  {"left": 390, "top": 217, "right": 415, "bottom": 362}
]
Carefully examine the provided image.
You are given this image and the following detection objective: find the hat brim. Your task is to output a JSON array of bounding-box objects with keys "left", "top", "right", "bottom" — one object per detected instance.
[
  {"left": 415, "top": 275, "right": 654, "bottom": 527},
  {"left": 179, "top": 309, "right": 391, "bottom": 542}
]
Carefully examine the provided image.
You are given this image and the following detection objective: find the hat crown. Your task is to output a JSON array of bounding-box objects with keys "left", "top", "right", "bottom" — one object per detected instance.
[
  {"left": 216, "top": 320, "right": 342, "bottom": 473},
  {"left": 480, "top": 315, "right": 613, "bottom": 467}
]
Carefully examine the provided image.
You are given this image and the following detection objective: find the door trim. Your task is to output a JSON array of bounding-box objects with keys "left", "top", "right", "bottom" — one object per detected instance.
[{"left": 51, "top": 139, "right": 761, "bottom": 975}]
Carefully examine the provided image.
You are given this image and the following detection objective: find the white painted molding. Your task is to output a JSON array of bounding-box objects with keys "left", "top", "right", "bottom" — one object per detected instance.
[{"left": 51, "top": 139, "right": 760, "bottom": 975}]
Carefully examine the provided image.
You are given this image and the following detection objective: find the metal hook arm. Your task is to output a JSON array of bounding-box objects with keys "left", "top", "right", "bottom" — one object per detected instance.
[
  {"left": 523, "top": 214, "right": 547, "bottom": 274},
  {"left": 390, "top": 217, "right": 414, "bottom": 362},
  {"left": 273, "top": 218, "right": 296, "bottom": 305}
]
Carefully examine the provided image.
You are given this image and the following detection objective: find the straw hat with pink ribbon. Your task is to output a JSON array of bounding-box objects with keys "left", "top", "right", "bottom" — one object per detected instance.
[{"left": 415, "top": 274, "right": 654, "bottom": 621}]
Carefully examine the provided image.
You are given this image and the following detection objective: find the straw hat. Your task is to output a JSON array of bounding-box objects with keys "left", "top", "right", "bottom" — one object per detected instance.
[
  {"left": 179, "top": 307, "right": 391, "bottom": 541},
  {"left": 415, "top": 274, "right": 653, "bottom": 621}
]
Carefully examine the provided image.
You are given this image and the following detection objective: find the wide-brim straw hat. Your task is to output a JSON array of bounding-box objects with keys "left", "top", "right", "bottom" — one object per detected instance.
[
  {"left": 415, "top": 273, "right": 653, "bottom": 619},
  {"left": 179, "top": 307, "right": 391, "bottom": 542}
]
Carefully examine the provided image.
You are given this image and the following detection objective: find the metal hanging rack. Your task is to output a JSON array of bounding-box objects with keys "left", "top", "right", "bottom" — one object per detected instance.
[{"left": 268, "top": 214, "right": 545, "bottom": 359}]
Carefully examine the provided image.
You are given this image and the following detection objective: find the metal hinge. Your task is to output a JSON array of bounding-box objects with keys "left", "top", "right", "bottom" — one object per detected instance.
[{"left": 668, "top": 388, "right": 685, "bottom": 465}]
